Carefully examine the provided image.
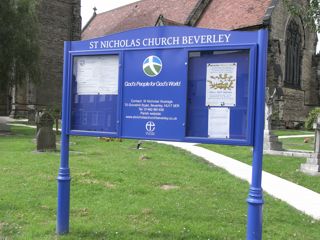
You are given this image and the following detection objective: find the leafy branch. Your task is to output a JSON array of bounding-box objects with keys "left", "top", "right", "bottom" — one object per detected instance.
[
  {"left": 0, "top": 0, "right": 40, "bottom": 88},
  {"left": 283, "top": 0, "right": 320, "bottom": 33}
]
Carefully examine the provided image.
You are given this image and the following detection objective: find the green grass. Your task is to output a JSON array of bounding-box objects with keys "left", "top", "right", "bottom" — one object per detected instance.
[
  {"left": 280, "top": 137, "right": 314, "bottom": 151},
  {"left": 0, "top": 126, "right": 320, "bottom": 239},
  {"left": 201, "top": 144, "right": 320, "bottom": 193},
  {"left": 271, "top": 129, "right": 314, "bottom": 151}
]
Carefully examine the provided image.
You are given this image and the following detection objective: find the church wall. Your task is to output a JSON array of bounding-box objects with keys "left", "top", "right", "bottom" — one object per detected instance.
[
  {"left": 267, "top": 0, "right": 318, "bottom": 128},
  {"left": 9, "top": 0, "right": 81, "bottom": 117},
  {"left": 35, "top": 0, "right": 81, "bottom": 110}
]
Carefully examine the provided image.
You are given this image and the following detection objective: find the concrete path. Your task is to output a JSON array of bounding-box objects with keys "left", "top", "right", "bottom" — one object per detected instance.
[
  {"left": 279, "top": 134, "right": 314, "bottom": 139},
  {"left": 160, "top": 141, "right": 320, "bottom": 220},
  {"left": 0, "top": 116, "right": 14, "bottom": 132},
  {"left": 9, "top": 123, "right": 36, "bottom": 129},
  {"left": 0, "top": 116, "right": 13, "bottom": 124}
]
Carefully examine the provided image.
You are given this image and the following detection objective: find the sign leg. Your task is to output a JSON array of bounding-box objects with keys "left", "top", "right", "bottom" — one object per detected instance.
[
  {"left": 56, "top": 133, "right": 71, "bottom": 234},
  {"left": 246, "top": 28, "right": 268, "bottom": 240},
  {"left": 246, "top": 131, "right": 264, "bottom": 240},
  {"left": 247, "top": 130, "right": 264, "bottom": 240},
  {"left": 247, "top": 186, "right": 263, "bottom": 239},
  {"left": 247, "top": 101, "right": 264, "bottom": 240}
]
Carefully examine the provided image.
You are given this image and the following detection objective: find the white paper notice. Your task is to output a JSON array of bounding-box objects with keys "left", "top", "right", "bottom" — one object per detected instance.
[
  {"left": 208, "top": 107, "right": 230, "bottom": 138},
  {"left": 75, "top": 55, "right": 119, "bottom": 95},
  {"left": 206, "top": 62, "right": 237, "bottom": 106}
]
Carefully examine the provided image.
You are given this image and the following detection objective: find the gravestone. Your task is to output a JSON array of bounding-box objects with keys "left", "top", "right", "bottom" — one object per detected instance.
[
  {"left": 0, "top": 117, "right": 11, "bottom": 133},
  {"left": 36, "top": 112, "right": 56, "bottom": 151},
  {"left": 301, "top": 114, "right": 320, "bottom": 175},
  {"left": 263, "top": 87, "right": 283, "bottom": 151}
]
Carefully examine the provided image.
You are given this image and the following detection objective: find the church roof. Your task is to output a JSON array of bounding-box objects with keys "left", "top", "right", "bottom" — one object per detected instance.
[
  {"left": 197, "top": 0, "right": 273, "bottom": 30},
  {"left": 82, "top": 0, "right": 274, "bottom": 40}
]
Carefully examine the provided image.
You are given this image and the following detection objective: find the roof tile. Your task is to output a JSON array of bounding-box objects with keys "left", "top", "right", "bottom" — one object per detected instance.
[
  {"left": 197, "top": 0, "right": 272, "bottom": 30},
  {"left": 82, "top": 0, "right": 199, "bottom": 39},
  {"left": 82, "top": 0, "right": 273, "bottom": 39}
]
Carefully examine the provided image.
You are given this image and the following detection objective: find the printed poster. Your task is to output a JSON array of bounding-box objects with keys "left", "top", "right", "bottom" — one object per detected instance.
[
  {"left": 206, "top": 62, "right": 237, "bottom": 106},
  {"left": 75, "top": 55, "right": 119, "bottom": 95},
  {"left": 208, "top": 107, "right": 230, "bottom": 138}
]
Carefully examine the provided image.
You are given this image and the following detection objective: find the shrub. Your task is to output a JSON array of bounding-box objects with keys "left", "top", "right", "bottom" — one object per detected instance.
[{"left": 305, "top": 108, "right": 320, "bottom": 130}]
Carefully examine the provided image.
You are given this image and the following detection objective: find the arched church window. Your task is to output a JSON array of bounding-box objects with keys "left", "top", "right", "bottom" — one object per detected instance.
[{"left": 285, "top": 19, "right": 302, "bottom": 88}]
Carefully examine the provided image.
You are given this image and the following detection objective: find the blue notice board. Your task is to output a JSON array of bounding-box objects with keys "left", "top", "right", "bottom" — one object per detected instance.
[
  {"left": 65, "top": 26, "right": 262, "bottom": 146},
  {"left": 58, "top": 26, "right": 268, "bottom": 239}
]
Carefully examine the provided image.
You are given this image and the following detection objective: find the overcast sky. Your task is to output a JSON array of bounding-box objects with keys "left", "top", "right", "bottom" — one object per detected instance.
[
  {"left": 81, "top": 0, "right": 140, "bottom": 28},
  {"left": 81, "top": 1, "right": 319, "bottom": 52}
]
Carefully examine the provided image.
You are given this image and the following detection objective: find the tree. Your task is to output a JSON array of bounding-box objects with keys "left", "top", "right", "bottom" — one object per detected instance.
[
  {"left": 284, "top": 0, "right": 320, "bottom": 33},
  {"left": 0, "top": 0, "right": 40, "bottom": 89}
]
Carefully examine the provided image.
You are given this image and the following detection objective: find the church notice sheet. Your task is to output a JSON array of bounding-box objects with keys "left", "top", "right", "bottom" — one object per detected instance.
[
  {"left": 208, "top": 107, "right": 230, "bottom": 138},
  {"left": 205, "top": 62, "right": 237, "bottom": 107},
  {"left": 75, "top": 55, "right": 119, "bottom": 95}
]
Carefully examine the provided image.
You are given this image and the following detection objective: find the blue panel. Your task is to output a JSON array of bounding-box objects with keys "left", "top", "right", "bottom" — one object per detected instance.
[
  {"left": 121, "top": 49, "right": 186, "bottom": 140},
  {"left": 70, "top": 54, "right": 120, "bottom": 133},
  {"left": 71, "top": 95, "right": 118, "bottom": 132},
  {"left": 186, "top": 50, "right": 250, "bottom": 140}
]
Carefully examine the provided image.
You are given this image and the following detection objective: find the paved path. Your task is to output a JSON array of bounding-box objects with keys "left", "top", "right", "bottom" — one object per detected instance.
[
  {"left": 9, "top": 123, "right": 36, "bottom": 129},
  {"left": 0, "top": 116, "right": 14, "bottom": 132},
  {"left": 160, "top": 141, "right": 320, "bottom": 220},
  {"left": 0, "top": 116, "right": 12, "bottom": 124},
  {"left": 279, "top": 134, "right": 314, "bottom": 139}
]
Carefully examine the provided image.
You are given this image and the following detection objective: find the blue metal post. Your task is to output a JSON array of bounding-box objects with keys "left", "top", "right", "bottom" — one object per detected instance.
[
  {"left": 56, "top": 41, "right": 71, "bottom": 235},
  {"left": 246, "top": 29, "right": 268, "bottom": 240}
]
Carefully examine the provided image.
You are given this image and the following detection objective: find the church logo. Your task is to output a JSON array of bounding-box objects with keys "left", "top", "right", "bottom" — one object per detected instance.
[{"left": 143, "top": 56, "right": 162, "bottom": 77}]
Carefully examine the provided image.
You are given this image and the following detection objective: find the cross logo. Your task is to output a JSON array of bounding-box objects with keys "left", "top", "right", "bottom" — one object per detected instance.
[{"left": 145, "top": 121, "right": 156, "bottom": 132}]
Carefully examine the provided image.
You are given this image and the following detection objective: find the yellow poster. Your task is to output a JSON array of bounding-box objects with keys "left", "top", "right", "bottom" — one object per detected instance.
[{"left": 206, "top": 62, "right": 237, "bottom": 106}]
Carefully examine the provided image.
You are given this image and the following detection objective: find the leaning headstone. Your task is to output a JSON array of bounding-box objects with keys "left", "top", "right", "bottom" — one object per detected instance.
[
  {"left": 0, "top": 117, "right": 11, "bottom": 133},
  {"left": 36, "top": 112, "right": 56, "bottom": 151},
  {"left": 263, "top": 88, "right": 283, "bottom": 151},
  {"left": 301, "top": 114, "right": 320, "bottom": 175}
]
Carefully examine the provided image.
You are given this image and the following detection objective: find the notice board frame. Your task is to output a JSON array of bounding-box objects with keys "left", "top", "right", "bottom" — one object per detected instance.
[
  {"left": 57, "top": 26, "right": 268, "bottom": 240},
  {"left": 65, "top": 45, "right": 258, "bottom": 146},
  {"left": 184, "top": 44, "right": 257, "bottom": 146},
  {"left": 68, "top": 51, "right": 124, "bottom": 138}
]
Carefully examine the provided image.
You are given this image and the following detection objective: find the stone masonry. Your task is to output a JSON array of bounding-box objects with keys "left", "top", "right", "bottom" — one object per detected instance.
[
  {"left": 2, "top": 0, "right": 81, "bottom": 117},
  {"left": 267, "top": 0, "right": 318, "bottom": 128}
]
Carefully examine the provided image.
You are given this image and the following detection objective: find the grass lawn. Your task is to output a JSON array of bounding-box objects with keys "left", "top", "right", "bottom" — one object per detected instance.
[
  {"left": 0, "top": 126, "right": 319, "bottom": 239},
  {"left": 280, "top": 137, "right": 314, "bottom": 151},
  {"left": 270, "top": 129, "right": 314, "bottom": 151}
]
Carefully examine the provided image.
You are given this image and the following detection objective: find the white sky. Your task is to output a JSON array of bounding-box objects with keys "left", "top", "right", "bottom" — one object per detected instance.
[
  {"left": 81, "top": 0, "right": 140, "bottom": 28},
  {"left": 81, "top": 1, "right": 319, "bottom": 52}
]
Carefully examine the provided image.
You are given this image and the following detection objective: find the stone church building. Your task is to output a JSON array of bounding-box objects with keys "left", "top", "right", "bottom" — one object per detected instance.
[
  {"left": 82, "top": 0, "right": 320, "bottom": 128},
  {"left": 0, "top": 0, "right": 81, "bottom": 117}
]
